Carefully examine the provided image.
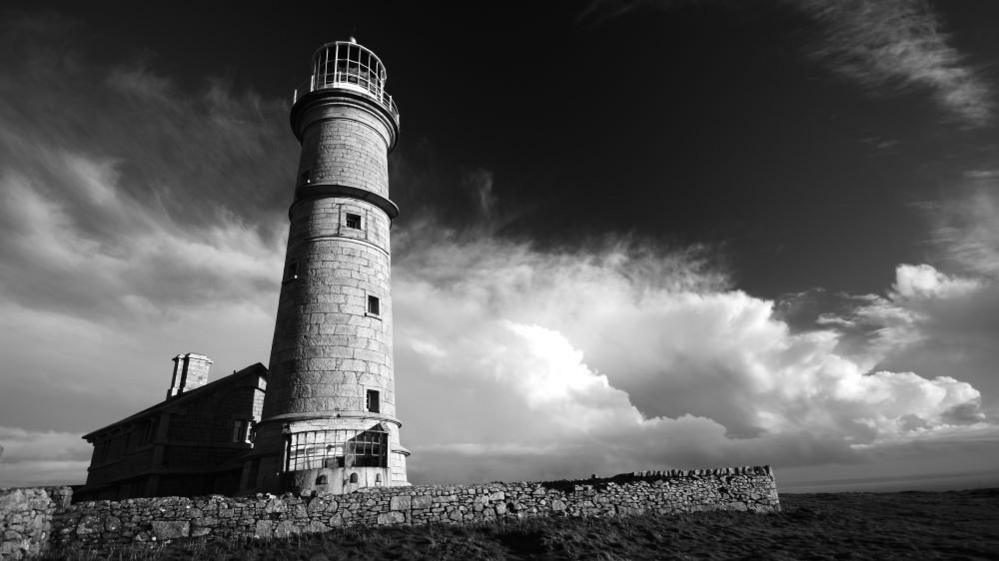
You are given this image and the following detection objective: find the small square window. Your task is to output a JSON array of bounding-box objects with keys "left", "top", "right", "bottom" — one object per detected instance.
[
  {"left": 367, "top": 295, "right": 380, "bottom": 315},
  {"left": 366, "top": 389, "right": 380, "bottom": 413},
  {"left": 346, "top": 213, "right": 362, "bottom": 229}
]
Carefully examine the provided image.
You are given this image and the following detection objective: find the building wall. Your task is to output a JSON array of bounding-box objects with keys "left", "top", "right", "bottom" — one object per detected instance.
[
  {"left": 1, "top": 467, "right": 779, "bottom": 559},
  {"left": 166, "top": 378, "right": 259, "bottom": 444},
  {"left": 79, "top": 370, "right": 264, "bottom": 501}
]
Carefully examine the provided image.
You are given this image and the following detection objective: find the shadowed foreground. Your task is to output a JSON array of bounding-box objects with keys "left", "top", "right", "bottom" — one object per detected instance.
[{"left": 43, "top": 489, "right": 999, "bottom": 560}]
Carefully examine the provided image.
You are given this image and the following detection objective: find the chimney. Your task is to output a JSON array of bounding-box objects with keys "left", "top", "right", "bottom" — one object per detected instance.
[{"left": 166, "top": 353, "right": 213, "bottom": 399}]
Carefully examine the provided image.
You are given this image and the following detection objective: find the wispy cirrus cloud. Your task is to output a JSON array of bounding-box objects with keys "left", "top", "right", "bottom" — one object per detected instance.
[
  {"left": 0, "top": 13, "right": 292, "bottom": 323},
  {"left": 930, "top": 176, "right": 999, "bottom": 277},
  {"left": 0, "top": 14, "right": 284, "bottom": 437},
  {"left": 792, "top": 0, "right": 992, "bottom": 127},
  {"left": 578, "top": 0, "right": 993, "bottom": 127}
]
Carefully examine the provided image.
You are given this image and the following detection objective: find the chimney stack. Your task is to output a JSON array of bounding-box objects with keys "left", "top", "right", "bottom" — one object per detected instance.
[{"left": 166, "top": 353, "right": 212, "bottom": 399}]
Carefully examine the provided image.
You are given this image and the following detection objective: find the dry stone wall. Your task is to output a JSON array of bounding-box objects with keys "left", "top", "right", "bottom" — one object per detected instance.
[
  {"left": 1, "top": 466, "right": 778, "bottom": 559},
  {"left": 0, "top": 487, "right": 70, "bottom": 560}
]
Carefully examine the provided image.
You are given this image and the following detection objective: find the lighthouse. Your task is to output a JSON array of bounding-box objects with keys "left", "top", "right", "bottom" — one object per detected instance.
[{"left": 246, "top": 38, "right": 409, "bottom": 494}]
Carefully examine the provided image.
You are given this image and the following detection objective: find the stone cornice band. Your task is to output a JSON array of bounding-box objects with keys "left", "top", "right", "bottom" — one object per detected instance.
[{"left": 291, "top": 183, "right": 400, "bottom": 220}]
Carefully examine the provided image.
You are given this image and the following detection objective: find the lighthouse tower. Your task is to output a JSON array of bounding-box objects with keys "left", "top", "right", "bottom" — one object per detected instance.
[{"left": 246, "top": 38, "right": 409, "bottom": 494}]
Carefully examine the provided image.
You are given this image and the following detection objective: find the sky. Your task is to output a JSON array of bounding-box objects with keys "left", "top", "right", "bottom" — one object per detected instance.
[{"left": 1, "top": 0, "right": 998, "bottom": 493}]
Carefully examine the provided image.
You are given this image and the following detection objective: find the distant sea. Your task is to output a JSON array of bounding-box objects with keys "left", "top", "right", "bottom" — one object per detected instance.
[{"left": 779, "top": 469, "right": 999, "bottom": 493}]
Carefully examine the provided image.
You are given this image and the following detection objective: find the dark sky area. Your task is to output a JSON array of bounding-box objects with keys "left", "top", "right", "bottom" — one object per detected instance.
[{"left": 21, "top": 0, "right": 997, "bottom": 296}]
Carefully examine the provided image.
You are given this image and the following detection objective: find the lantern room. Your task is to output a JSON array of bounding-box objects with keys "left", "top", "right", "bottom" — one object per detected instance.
[{"left": 293, "top": 37, "right": 399, "bottom": 124}]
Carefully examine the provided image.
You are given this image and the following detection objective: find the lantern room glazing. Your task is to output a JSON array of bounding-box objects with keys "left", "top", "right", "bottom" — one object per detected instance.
[{"left": 293, "top": 38, "right": 399, "bottom": 123}]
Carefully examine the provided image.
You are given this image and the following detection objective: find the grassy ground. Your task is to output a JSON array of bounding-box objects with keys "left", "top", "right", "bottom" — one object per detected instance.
[{"left": 46, "top": 488, "right": 999, "bottom": 560}]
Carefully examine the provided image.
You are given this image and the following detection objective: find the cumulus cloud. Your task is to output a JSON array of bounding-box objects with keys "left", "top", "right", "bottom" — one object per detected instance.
[
  {"left": 392, "top": 225, "right": 994, "bottom": 484},
  {"left": 783, "top": 262, "right": 999, "bottom": 420},
  {"left": 892, "top": 263, "right": 982, "bottom": 301},
  {"left": 889, "top": 181, "right": 999, "bottom": 411}
]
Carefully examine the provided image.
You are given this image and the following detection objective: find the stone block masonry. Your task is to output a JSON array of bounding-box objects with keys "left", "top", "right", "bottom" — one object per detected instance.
[{"left": 0, "top": 466, "right": 778, "bottom": 558}]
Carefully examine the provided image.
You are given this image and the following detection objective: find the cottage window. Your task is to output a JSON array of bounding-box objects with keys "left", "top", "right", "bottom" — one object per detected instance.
[
  {"left": 232, "top": 420, "right": 250, "bottom": 443},
  {"left": 137, "top": 418, "right": 157, "bottom": 445},
  {"left": 95, "top": 442, "right": 109, "bottom": 463}
]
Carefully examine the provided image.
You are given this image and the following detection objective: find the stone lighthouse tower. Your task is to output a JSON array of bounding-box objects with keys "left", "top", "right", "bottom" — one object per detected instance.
[{"left": 246, "top": 38, "right": 409, "bottom": 494}]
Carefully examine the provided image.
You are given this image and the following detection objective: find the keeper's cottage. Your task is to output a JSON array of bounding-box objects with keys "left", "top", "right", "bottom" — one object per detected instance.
[{"left": 78, "top": 38, "right": 411, "bottom": 500}]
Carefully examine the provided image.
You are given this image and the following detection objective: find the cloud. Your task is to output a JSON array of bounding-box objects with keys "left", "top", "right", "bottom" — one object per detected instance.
[
  {"left": 0, "top": 12, "right": 995, "bottom": 490},
  {"left": 783, "top": 263, "right": 999, "bottom": 419},
  {"left": 463, "top": 168, "right": 497, "bottom": 220},
  {"left": 0, "top": 163, "right": 283, "bottom": 321},
  {"left": 0, "top": 427, "right": 90, "bottom": 487},
  {"left": 577, "top": 0, "right": 993, "bottom": 127},
  {"left": 793, "top": 0, "right": 993, "bottom": 127},
  {"left": 892, "top": 263, "right": 982, "bottom": 300},
  {"left": 392, "top": 225, "right": 994, "bottom": 484},
  {"left": 0, "top": 15, "right": 282, "bottom": 438},
  {"left": 0, "top": 17, "right": 291, "bottom": 326},
  {"left": 930, "top": 180, "right": 999, "bottom": 278}
]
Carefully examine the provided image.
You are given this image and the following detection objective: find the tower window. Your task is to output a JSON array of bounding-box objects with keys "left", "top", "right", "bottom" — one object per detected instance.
[
  {"left": 367, "top": 295, "right": 380, "bottom": 316},
  {"left": 345, "top": 213, "right": 362, "bottom": 229},
  {"left": 284, "top": 261, "right": 298, "bottom": 282},
  {"left": 366, "top": 389, "right": 380, "bottom": 413},
  {"left": 315, "top": 474, "right": 328, "bottom": 485},
  {"left": 349, "top": 472, "right": 359, "bottom": 484},
  {"left": 300, "top": 169, "right": 312, "bottom": 185}
]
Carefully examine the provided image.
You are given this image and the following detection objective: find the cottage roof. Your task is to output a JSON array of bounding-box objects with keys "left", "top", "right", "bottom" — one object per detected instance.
[{"left": 82, "top": 362, "right": 267, "bottom": 441}]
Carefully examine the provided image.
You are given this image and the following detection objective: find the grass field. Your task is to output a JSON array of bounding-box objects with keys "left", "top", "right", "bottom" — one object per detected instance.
[{"left": 46, "top": 488, "right": 999, "bottom": 560}]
